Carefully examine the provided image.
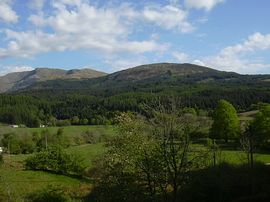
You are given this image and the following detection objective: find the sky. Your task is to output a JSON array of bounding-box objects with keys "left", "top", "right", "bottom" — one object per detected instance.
[{"left": 0, "top": 0, "right": 270, "bottom": 75}]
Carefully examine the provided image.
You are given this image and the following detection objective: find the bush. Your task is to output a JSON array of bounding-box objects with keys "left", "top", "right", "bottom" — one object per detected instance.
[
  {"left": 1, "top": 133, "right": 21, "bottom": 154},
  {"left": 56, "top": 120, "right": 71, "bottom": 127},
  {"left": 82, "top": 130, "right": 98, "bottom": 144},
  {"left": 26, "top": 186, "right": 72, "bottom": 202},
  {"left": 181, "top": 163, "right": 270, "bottom": 202},
  {"left": 25, "top": 146, "right": 85, "bottom": 176}
]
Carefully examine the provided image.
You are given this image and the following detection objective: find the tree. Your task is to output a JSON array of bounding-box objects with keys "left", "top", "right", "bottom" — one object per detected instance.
[
  {"left": 89, "top": 103, "right": 208, "bottom": 201},
  {"left": 242, "top": 105, "right": 270, "bottom": 168},
  {"left": 210, "top": 100, "right": 240, "bottom": 142},
  {"left": 71, "top": 116, "right": 80, "bottom": 125},
  {"left": 25, "top": 146, "right": 85, "bottom": 176},
  {"left": 1, "top": 133, "right": 21, "bottom": 154}
]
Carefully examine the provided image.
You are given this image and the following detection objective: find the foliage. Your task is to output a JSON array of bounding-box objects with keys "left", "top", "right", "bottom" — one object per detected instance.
[
  {"left": 210, "top": 100, "right": 240, "bottom": 141},
  {"left": 248, "top": 105, "right": 270, "bottom": 147},
  {"left": 1, "top": 133, "right": 23, "bottom": 154},
  {"left": 26, "top": 186, "right": 72, "bottom": 202},
  {"left": 181, "top": 163, "right": 270, "bottom": 202},
  {"left": 25, "top": 146, "right": 85, "bottom": 176},
  {"left": 89, "top": 109, "right": 209, "bottom": 201},
  {"left": 2, "top": 69, "right": 270, "bottom": 127},
  {"left": 241, "top": 104, "right": 270, "bottom": 167}
]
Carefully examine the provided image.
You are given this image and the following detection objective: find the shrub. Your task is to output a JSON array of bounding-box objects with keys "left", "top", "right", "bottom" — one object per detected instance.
[
  {"left": 25, "top": 146, "right": 85, "bottom": 176},
  {"left": 1, "top": 133, "right": 21, "bottom": 154},
  {"left": 26, "top": 186, "right": 72, "bottom": 202},
  {"left": 56, "top": 120, "right": 71, "bottom": 127}
]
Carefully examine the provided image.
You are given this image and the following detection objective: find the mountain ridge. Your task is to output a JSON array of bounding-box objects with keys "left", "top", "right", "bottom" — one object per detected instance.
[
  {"left": 0, "top": 63, "right": 267, "bottom": 94},
  {"left": 0, "top": 67, "right": 107, "bottom": 93}
]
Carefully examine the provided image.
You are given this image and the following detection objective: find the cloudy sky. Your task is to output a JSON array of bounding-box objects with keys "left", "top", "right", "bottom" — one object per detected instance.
[{"left": 0, "top": 0, "right": 269, "bottom": 75}]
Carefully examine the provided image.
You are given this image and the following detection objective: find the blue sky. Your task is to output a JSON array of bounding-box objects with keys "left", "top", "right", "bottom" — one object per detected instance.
[{"left": 0, "top": 0, "right": 270, "bottom": 75}]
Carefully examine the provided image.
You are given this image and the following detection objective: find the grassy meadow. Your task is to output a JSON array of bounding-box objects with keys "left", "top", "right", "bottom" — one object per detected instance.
[
  {"left": 0, "top": 125, "right": 113, "bottom": 201},
  {"left": 0, "top": 121, "right": 270, "bottom": 201}
]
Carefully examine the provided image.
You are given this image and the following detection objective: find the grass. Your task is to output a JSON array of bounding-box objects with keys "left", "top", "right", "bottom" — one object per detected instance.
[
  {"left": 67, "top": 143, "right": 106, "bottom": 167},
  {"left": 0, "top": 125, "right": 113, "bottom": 201},
  {"left": 0, "top": 125, "right": 116, "bottom": 145},
  {"left": 0, "top": 143, "right": 106, "bottom": 201},
  {"left": 0, "top": 124, "right": 116, "bottom": 136},
  {"left": 1, "top": 123, "right": 270, "bottom": 201}
]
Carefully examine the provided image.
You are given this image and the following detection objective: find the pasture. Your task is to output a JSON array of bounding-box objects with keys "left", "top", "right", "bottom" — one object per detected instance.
[{"left": 1, "top": 123, "right": 270, "bottom": 201}]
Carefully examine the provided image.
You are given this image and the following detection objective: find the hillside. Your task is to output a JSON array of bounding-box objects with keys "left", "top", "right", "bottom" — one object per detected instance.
[
  {"left": 0, "top": 68, "right": 107, "bottom": 93},
  {"left": 1, "top": 62, "right": 270, "bottom": 111},
  {"left": 19, "top": 63, "right": 241, "bottom": 92},
  {"left": 105, "top": 63, "right": 223, "bottom": 82}
]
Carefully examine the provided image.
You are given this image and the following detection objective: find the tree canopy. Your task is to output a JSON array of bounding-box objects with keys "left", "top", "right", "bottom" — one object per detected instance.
[{"left": 210, "top": 100, "right": 240, "bottom": 141}]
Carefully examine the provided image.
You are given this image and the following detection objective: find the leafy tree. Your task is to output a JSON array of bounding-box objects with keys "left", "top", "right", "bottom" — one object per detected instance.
[
  {"left": 79, "top": 118, "right": 88, "bottom": 125},
  {"left": 210, "top": 100, "right": 240, "bottom": 142},
  {"left": 1, "top": 133, "right": 21, "bottom": 154},
  {"left": 25, "top": 146, "right": 85, "bottom": 176},
  {"left": 70, "top": 116, "right": 80, "bottom": 125},
  {"left": 90, "top": 107, "right": 208, "bottom": 201},
  {"left": 242, "top": 105, "right": 270, "bottom": 168},
  {"left": 249, "top": 105, "right": 270, "bottom": 144},
  {"left": 20, "top": 133, "right": 35, "bottom": 154}
]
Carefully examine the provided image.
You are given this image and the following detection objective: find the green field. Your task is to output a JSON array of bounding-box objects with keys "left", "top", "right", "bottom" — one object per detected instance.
[
  {"left": 0, "top": 143, "right": 106, "bottom": 201},
  {"left": 1, "top": 124, "right": 270, "bottom": 201},
  {"left": 0, "top": 125, "right": 115, "bottom": 137},
  {"left": 0, "top": 125, "right": 113, "bottom": 201}
]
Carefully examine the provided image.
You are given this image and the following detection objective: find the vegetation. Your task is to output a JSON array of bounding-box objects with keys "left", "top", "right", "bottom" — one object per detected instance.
[
  {"left": 25, "top": 146, "right": 85, "bottom": 176},
  {"left": 2, "top": 64, "right": 270, "bottom": 128},
  {"left": 1, "top": 80, "right": 270, "bottom": 202},
  {"left": 210, "top": 99, "right": 240, "bottom": 142}
]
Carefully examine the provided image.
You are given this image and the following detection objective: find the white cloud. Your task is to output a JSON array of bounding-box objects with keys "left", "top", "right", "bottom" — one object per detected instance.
[
  {"left": 1, "top": 1, "right": 173, "bottom": 59},
  {"left": 201, "top": 32, "right": 270, "bottom": 73},
  {"left": 142, "top": 5, "right": 194, "bottom": 33},
  {"left": 185, "top": 0, "right": 224, "bottom": 11},
  {"left": 0, "top": 65, "right": 34, "bottom": 76},
  {"left": 193, "top": 59, "right": 206, "bottom": 66},
  {"left": 0, "top": 0, "right": 18, "bottom": 23},
  {"left": 0, "top": 0, "right": 196, "bottom": 71}
]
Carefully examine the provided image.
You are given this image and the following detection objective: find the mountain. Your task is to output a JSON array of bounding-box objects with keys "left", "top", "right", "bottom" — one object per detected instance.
[
  {"left": 2, "top": 63, "right": 270, "bottom": 105},
  {"left": 0, "top": 67, "right": 107, "bottom": 93},
  {"left": 1, "top": 62, "right": 270, "bottom": 117},
  {"left": 11, "top": 63, "right": 240, "bottom": 93},
  {"left": 105, "top": 63, "right": 224, "bottom": 82}
]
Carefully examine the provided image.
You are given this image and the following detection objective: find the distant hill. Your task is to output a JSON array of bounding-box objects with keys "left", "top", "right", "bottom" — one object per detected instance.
[
  {"left": 105, "top": 63, "right": 224, "bottom": 82},
  {"left": 14, "top": 63, "right": 240, "bottom": 93},
  {"left": 0, "top": 68, "right": 107, "bottom": 93},
  {"left": 1, "top": 62, "right": 270, "bottom": 117}
]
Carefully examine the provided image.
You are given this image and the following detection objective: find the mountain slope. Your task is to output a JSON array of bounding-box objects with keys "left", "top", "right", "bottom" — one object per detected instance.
[
  {"left": 14, "top": 63, "right": 234, "bottom": 92},
  {"left": 0, "top": 68, "right": 107, "bottom": 93},
  {"left": 2, "top": 62, "right": 270, "bottom": 111},
  {"left": 105, "top": 63, "right": 223, "bottom": 82}
]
